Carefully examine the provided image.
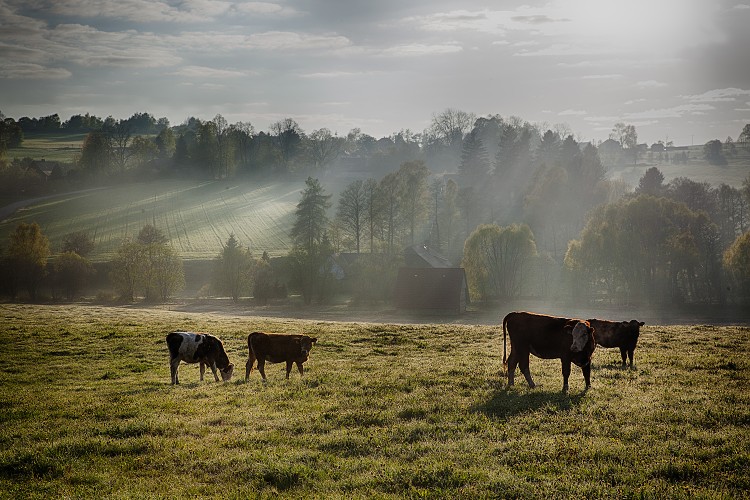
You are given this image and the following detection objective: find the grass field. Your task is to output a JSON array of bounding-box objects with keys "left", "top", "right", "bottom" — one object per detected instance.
[
  {"left": 0, "top": 179, "right": 304, "bottom": 260},
  {"left": 7, "top": 133, "right": 87, "bottom": 163},
  {"left": 1, "top": 304, "right": 748, "bottom": 498}
]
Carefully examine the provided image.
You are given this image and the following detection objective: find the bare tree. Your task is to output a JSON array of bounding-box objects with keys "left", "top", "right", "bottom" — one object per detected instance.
[
  {"left": 270, "top": 118, "right": 304, "bottom": 172},
  {"left": 429, "top": 108, "right": 476, "bottom": 147},
  {"left": 105, "top": 118, "right": 133, "bottom": 173},
  {"left": 337, "top": 180, "right": 368, "bottom": 253},
  {"left": 307, "top": 128, "right": 344, "bottom": 170}
]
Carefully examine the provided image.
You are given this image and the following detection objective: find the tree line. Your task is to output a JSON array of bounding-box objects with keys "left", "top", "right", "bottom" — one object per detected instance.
[{"left": 2, "top": 107, "right": 750, "bottom": 307}]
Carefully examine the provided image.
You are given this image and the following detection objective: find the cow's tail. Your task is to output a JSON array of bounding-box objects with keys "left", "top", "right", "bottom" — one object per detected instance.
[{"left": 502, "top": 314, "right": 509, "bottom": 370}]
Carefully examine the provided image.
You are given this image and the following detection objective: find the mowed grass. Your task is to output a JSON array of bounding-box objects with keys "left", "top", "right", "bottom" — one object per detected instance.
[
  {"left": 0, "top": 304, "right": 748, "bottom": 498},
  {"left": 0, "top": 179, "right": 303, "bottom": 260}
]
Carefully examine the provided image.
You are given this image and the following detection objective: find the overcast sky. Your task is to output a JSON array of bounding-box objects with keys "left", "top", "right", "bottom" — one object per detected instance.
[{"left": 1, "top": 0, "right": 749, "bottom": 145}]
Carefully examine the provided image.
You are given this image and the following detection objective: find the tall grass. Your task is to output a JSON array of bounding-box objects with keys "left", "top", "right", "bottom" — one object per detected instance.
[{"left": 0, "top": 304, "right": 748, "bottom": 497}]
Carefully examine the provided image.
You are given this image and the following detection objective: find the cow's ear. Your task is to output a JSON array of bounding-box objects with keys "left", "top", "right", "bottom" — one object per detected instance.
[
  {"left": 311, "top": 337, "right": 318, "bottom": 343},
  {"left": 639, "top": 322, "right": 645, "bottom": 327}
]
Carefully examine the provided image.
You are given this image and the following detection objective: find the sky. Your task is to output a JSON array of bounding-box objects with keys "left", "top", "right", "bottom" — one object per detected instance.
[{"left": 1, "top": 0, "right": 749, "bottom": 146}]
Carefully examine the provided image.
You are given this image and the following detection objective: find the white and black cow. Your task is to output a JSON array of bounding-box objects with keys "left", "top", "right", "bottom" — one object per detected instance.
[
  {"left": 166, "top": 331, "right": 234, "bottom": 384},
  {"left": 502, "top": 311, "right": 597, "bottom": 392}
]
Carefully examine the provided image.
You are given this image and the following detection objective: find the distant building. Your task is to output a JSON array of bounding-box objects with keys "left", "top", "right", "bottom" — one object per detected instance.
[
  {"left": 394, "top": 267, "right": 469, "bottom": 314},
  {"left": 394, "top": 245, "right": 469, "bottom": 314}
]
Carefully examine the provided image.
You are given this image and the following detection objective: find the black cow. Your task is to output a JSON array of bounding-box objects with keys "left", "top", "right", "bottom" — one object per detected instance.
[
  {"left": 166, "top": 331, "right": 234, "bottom": 385},
  {"left": 502, "top": 311, "right": 596, "bottom": 392},
  {"left": 587, "top": 318, "right": 644, "bottom": 367},
  {"left": 246, "top": 332, "right": 317, "bottom": 382}
]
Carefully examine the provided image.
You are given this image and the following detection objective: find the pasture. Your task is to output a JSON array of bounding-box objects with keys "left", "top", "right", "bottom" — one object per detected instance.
[
  {"left": 1, "top": 304, "right": 748, "bottom": 498},
  {"left": 6, "top": 133, "right": 86, "bottom": 163}
]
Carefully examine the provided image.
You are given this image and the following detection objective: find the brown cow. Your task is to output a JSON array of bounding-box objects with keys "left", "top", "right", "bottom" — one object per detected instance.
[
  {"left": 245, "top": 332, "right": 317, "bottom": 382},
  {"left": 587, "top": 318, "right": 644, "bottom": 367},
  {"left": 166, "top": 331, "right": 234, "bottom": 384},
  {"left": 502, "top": 311, "right": 596, "bottom": 392}
]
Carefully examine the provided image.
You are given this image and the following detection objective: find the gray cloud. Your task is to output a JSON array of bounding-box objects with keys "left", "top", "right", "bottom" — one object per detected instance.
[{"left": 0, "top": 0, "right": 747, "bottom": 144}]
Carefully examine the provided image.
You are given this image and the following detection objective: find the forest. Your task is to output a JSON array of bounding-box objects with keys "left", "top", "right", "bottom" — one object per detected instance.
[{"left": 1, "top": 109, "right": 750, "bottom": 310}]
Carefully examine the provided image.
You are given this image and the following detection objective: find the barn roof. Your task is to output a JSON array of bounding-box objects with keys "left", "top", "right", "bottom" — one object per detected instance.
[{"left": 403, "top": 244, "right": 453, "bottom": 268}]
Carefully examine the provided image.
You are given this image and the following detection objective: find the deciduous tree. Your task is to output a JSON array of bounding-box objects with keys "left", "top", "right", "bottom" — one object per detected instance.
[
  {"left": 6, "top": 222, "right": 50, "bottom": 301},
  {"left": 337, "top": 179, "right": 367, "bottom": 253},
  {"left": 462, "top": 223, "right": 537, "bottom": 301},
  {"left": 723, "top": 231, "right": 750, "bottom": 303},
  {"left": 54, "top": 251, "right": 95, "bottom": 300}
]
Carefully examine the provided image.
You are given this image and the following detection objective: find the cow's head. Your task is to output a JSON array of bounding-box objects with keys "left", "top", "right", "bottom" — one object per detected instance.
[
  {"left": 220, "top": 363, "right": 234, "bottom": 381},
  {"left": 300, "top": 336, "right": 318, "bottom": 356},
  {"left": 627, "top": 320, "right": 645, "bottom": 330},
  {"left": 570, "top": 321, "right": 593, "bottom": 352}
]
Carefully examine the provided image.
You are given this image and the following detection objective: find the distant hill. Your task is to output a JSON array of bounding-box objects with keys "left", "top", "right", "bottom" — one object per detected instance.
[{"left": 0, "top": 179, "right": 306, "bottom": 261}]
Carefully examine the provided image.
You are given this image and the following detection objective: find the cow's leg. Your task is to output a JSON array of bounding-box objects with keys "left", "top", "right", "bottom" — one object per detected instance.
[
  {"left": 561, "top": 359, "right": 571, "bottom": 392},
  {"left": 519, "top": 353, "right": 535, "bottom": 389},
  {"left": 627, "top": 349, "right": 634, "bottom": 368},
  {"left": 581, "top": 362, "right": 591, "bottom": 390},
  {"left": 296, "top": 361, "right": 304, "bottom": 377},
  {"left": 506, "top": 351, "right": 518, "bottom": 386},
  {"left": 170, "top": 357, "right": 181, "bottom": 385},
  {"left": 285, "top": 361, "right": 293, "bottom": 379},
  {"left": 209, "top": 362, "right": 220, "bottom": 382},
  {"left": 199, "top": 362, "right": 206, "bottom": 381},
  {"left": 257, "top": 359, "right": 267, "bottom": 382},
  {"left": 619, "top": 348, "right": 628, "bottom": 367},
  {"left": 245, "top": 352, "right": 256, "bottom": 381}
]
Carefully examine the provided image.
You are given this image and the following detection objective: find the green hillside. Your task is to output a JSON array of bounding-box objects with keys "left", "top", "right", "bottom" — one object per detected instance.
[{"left": 0, "top": 179, "right": 306, "bottom": 261}]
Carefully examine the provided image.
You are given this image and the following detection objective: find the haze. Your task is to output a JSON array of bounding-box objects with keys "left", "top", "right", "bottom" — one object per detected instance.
[{"left": 1, "top": 0, "right": 749, "bottom": 145}]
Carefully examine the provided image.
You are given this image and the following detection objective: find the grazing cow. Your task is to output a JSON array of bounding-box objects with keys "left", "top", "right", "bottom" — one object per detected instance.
[
  {"left": 502, "top": 311, "right": 596, "bottom": 392},
  {"left": 166, "top": 331, "right": 234, "bottom": 385},
  {"left": 587, "top": 319, "right": 644, "bottom": 367},
  {"left": 246, "top": 332, "right": 317, "bottom": 382}
]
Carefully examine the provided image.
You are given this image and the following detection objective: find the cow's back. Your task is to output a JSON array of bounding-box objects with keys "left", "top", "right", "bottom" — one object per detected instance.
[
  {"left": 248, "top": 332, "right": 306, "bottom": 363},
  {"left": 505, "top": 311, "right": 570, "bottom": 342},
  {"left": 588, "top": 319, "right": 640, "bottom": 349}
]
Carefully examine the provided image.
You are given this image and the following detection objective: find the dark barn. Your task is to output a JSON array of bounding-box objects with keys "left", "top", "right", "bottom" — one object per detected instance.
[{"left": 394, "top": 267, "right": 469, "bottom": 314}]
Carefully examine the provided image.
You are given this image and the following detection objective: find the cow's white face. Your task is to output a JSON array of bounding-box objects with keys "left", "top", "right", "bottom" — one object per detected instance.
[
  {"left": 220, "top": 364, "right": 234, "bottom": 381},
  {"left": 570, "top": 322, "right": 590, "bottom": 352}
]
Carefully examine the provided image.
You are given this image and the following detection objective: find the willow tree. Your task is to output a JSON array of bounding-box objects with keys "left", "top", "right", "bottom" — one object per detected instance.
[{"left": 462, "top": 223, "right": 537, "bottom": 301}]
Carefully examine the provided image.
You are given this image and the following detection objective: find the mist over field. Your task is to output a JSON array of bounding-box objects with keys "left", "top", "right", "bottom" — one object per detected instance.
[{"left": 1, "top": 1, "right": 750, "bottom": 496}]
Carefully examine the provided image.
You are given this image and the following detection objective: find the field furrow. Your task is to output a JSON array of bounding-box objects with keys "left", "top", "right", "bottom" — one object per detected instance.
[{"left": 0, "top": 179, "right": 307, "bottom": 261}]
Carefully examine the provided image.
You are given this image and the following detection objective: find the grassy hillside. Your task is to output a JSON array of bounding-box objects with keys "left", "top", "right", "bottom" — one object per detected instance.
[
  {"left": 0, "top": 179, "right": 305, "bottom": 260},
  {"left": 608, "top": 146, "right": 750, "bottom": 188},
  {"left": 6, "top": 133, "right": 86, "bottom": 163},
  {"left": 0, "top": 304, "right": 748, "bottom": 497}
]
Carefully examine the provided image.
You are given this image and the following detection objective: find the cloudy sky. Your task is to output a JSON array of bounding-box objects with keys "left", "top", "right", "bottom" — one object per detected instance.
[{"left": 1, "top": 0, "right": 749, "bottom": 145}]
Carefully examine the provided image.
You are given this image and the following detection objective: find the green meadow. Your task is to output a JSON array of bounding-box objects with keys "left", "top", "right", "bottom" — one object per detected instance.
[
  {"left": 7, "top": 133, "right": 87, "bottom": 163},
  {"left": 1, "top": 303, "right": 748, "bottom": 498}
]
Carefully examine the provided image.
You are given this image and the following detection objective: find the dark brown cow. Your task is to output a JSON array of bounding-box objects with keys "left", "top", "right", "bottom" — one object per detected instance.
[
  {"left": 502, "top": 311, "right": 596, "bottom": 392},
  {"left": 166, "top": 331, "right": 234, "bottom": 385},
  {"left": 245, "top": 332, "right": 317, "bottom": 382},
  {"left": 587, "top": 318, "right": 644, "bottom": 367}
]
